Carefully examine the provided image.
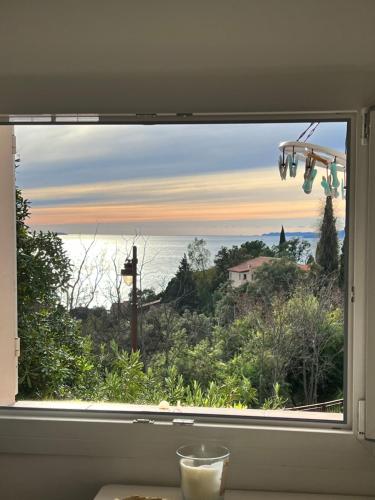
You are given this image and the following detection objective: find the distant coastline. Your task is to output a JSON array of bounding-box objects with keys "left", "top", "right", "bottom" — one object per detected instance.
[
  {"left": 261, "top": 230, "right": 345, "bottom": 239},
  {"left": 43, "top": 230, "right": 346, "bottom": 238}
]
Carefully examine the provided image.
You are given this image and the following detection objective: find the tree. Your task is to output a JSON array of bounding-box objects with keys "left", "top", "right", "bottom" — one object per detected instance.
[
  {"left": 187, "top": 237, "right": 210, "bottom": 272},
  {"left": 240, "top": 240, "right": 274, "bottom": 258},
  {"left": 16, "top": 189, "right": 94, "bottom": 398},
  {"left": 162, "top": 254, "right": 199, "bottom": 312},
  {"left": 274, "top": 237, "right": 311, "bottom": 263},
  {"left": 63, "top": 232, "right": 106, "bottom": 311},
  {"left": 285, "top": 284, "right": 344, "bottom": 404},
  {"left": 19, "top": 306, "right": 96, "bottom": 399},
  {"left": 17, "top": 190, "right": 71, "bottom": 310},
  {"left": 177, "top": 310, "right": 213, "bottom": 345},
  {"left": 253, "top": 258, "right": 304, "bottom": 302},
  {"left": 279, "top": 226, "right": 286, "bottom": 248},
  {"left": 190, "top": 267, "right": 216, "bottom": 314},
  {"left": 316, "top": 196, "right": 339, "bottom": 275}
]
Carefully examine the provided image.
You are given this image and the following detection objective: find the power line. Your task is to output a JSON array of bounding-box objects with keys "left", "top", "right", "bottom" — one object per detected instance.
[
  {"left": 304, "top": 122, "right": 320, "bottom": 142},
  {"left": 296, "top": 122, "right": 314, "bottom": 142},
  {"left": 296, "top": 121, "right": 320, "bottom": 142}
]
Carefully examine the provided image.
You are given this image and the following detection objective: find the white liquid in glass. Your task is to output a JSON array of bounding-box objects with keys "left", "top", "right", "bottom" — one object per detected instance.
[{"left": 180, "top": 458, "right": 224, "bottom": 500}]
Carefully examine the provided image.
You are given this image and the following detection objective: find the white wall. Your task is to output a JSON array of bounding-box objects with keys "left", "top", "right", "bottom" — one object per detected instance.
[
  {"left": 0, "top": 417, "right": 375, "bottom": 500},
  {"left": 0, "top": 1, "right": 375, "bottom": 115},
  {"left": 229, "top": 271, "right": 243, "bottom": 287}
]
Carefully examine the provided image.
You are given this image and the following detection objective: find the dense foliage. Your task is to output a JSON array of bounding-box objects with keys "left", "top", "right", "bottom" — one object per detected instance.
[
  {"left": 17, "top": 190, "right": 92, "bottom": 398},
  {"left": 17, "top": 188, "right": 345, "bottom": 410},
  {"left": 316, "top": 196, "right": 339, "bottom": 275},
  {"left": 279, "top": 226, "right": 286, "bottom": 247}
]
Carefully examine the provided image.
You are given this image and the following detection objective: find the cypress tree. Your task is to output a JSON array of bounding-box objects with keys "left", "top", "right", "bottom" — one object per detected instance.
[
  {"left": 279, "top": 226, "right": 286, "bottom": 247},
  {"left": 163, "top": 254, "right": 199, "bottom": 312},
  {"left": 316, "top": 196, "right": 339, "bottom": 275}
]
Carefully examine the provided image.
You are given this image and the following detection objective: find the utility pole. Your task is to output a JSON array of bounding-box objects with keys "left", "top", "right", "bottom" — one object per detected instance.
[
  {"left": 121, "top": 245, "right": 138, "bottom": 352},
  {"left": 131, "top": 245, "right": 138, "bottom": 352}
]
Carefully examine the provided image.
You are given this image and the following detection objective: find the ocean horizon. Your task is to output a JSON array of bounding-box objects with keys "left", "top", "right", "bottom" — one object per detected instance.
[{"left": 60, "top": 232, "right": 344, "bottom": 309}]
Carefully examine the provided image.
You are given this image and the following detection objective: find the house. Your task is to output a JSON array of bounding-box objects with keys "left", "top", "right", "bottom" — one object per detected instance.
[
  {"left": 228, "top": 256, "right": 275, "bottom": 286},
  {"left": 228, "top": 257, "right": 310, "bottom": 287},
  {"left": 0, "top": 2, "right": 375, "bottom": 500}
]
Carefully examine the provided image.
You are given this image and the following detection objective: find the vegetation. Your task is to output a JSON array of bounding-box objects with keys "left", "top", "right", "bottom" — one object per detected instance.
[
  {"left": 316, "top": 196, "right": 339, "bottom": 275},
  {"left": 17, "top": 188, "right": 345, "bottom": 410},
  {"left": 279, "top": 225, "right": 286, "bottom": 248}
]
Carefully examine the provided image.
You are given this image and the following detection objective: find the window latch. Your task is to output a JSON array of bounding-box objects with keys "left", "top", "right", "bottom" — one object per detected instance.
[{"left": 132, "top": 418, "right": 155, "bottom": 424}]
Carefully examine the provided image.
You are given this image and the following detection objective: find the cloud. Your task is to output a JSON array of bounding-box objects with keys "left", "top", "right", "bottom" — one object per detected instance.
[
  {"left": 23, "top": 166, "right": 314, "bottom": 205},
  {"left": 29, "top": 199, "right": 324, "bottom": 223},
  {"left": 15, "top": 122, "right": 347, "bottom": 187},
  {"left": 15, "top": 122, "right": 347, "bottom": 235}
]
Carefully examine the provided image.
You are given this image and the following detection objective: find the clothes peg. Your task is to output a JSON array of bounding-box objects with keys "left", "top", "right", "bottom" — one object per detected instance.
[
  {"left": 330, "top": 162, "right": 340, "bottom": 189},
  {"left": 291, "top": 155, "right": 298, "bottom": 177},
  {"left": 286, "top": 154, "right": 293, "bottom": 177},
  {"left": 321, "top": 176, "right": 332, "bottom": 197},
  {"left": 278, "top": 153, "right": 287, "bottom": 180},
  {"left": 302, "top": 167, "right": 317, "bottom": 194}
]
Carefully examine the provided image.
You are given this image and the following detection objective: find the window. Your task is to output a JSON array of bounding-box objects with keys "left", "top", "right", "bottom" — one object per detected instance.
[
  {"left": 1, "top": 111, "right": 374, "bottom": 500},
  {"left": 2, "top": 113, "right": 374, "bottom": 438},
  {"left": 2, "top": 117, "right": 349, "bottom": 424}
]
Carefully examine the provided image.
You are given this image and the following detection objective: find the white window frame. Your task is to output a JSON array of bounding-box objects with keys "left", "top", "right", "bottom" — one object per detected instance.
[
  {"left": 0, "top": 126, "right": 18, "bottom": 405},
  {"left": 0, "top": 111, "right": 374, "bottom": 494},
  {"left": 365, "top": 109, "right": 375, "bottom": 440}
]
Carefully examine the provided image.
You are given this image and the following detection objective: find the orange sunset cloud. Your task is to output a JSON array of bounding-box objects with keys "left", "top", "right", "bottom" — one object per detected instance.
[
  {"left": 24, "top": 166, "right": 346, "bottom": 229},
  {"left": 29, "top": 199, "right": 345, "bottom": 226}
]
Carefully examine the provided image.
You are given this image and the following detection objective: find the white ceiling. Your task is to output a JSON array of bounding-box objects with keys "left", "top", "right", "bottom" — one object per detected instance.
[{"left": 1, "top": 0, "right": 374, "bottom": 114}]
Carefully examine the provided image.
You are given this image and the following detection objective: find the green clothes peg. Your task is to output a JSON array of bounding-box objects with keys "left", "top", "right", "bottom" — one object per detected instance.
[
  {"left": 302, "top": 168, "right": 317, "bottom": 194},
  {"left": 330, "top": 162, "right": 340, "bottom": 189},
  {"left": 321, "top": 176, "right": 332, "bottom": 197}
]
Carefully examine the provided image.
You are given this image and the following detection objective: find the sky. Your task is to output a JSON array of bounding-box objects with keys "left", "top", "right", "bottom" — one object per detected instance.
[{"left": 15, "top": 121, "right": 347, "bottom": 236}]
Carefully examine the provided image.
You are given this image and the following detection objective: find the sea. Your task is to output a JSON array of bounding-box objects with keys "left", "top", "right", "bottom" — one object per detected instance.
[{"left": 61, "top": 233, "right": 325, "bottom": 309}]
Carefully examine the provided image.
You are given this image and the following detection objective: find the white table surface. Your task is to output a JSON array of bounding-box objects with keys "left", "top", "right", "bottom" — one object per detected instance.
[{"left": 94, "top": 485, "right": 375, "bottom": 499}]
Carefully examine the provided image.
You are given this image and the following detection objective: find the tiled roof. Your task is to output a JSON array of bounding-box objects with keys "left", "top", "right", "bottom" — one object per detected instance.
[
  {"left": 228, "top": 256, "right": 311, "bottom": 273},
  {"left": 228, "top": 256, "right": 275, "bottom": 272}
]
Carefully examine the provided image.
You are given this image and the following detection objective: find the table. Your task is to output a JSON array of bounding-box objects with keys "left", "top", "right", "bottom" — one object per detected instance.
[{"left": 94, "top": 485, "right": 375, "bottom": 499}]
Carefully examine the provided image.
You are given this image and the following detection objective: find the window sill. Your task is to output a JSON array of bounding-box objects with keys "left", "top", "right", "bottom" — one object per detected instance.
[
  {"left": 1, "top": 402, "right": 372, "bottom": 496},
  {"left": 12, "top": 400, "right": 343, "bottom": 424}
]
